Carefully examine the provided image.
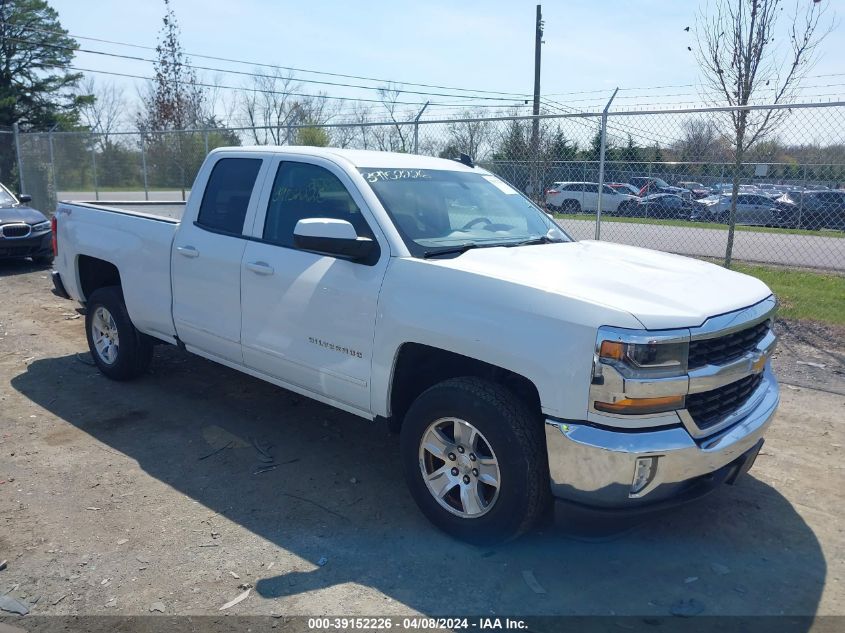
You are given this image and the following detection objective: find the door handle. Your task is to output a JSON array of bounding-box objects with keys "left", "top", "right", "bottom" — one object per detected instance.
[
  {"left": 176, "top": 245, "right": 199, "bottom": 258},
  {"left": 246, "top": 261, "right": 274, "bottom": 275}
]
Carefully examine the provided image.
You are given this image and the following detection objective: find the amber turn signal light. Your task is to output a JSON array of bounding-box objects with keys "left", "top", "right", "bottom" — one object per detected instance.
[
  {"left": 599, "top": 340, "right": 625, "bottom": 361},
  {"left": 594, "top": 395, "right": 685, "bottom": 415}
]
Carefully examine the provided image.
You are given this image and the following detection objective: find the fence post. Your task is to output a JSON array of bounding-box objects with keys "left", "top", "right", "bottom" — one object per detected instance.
[
  {"left": 798, "top": 163, "right": 808, "bottom": 229},
  {"left": 48, "top": 125, "right": 58, "bottom": 201},
  {"left": 140, "top": 138, "right": 149, "bottom": 201},
  {"left": 413, "top": 101, "right": 430, "bottom": 155},
  {"left": 13, "top": 122, "right": 25, "bottom": 194},
  {"left": 595, "top": 88, "right": 619, "bottom": 240},
  {"left": 204, "top": 130, "right": 209, "bottom": 156},
  {"left": 91, "top": 141, "right": 99, "bottom": 201}
]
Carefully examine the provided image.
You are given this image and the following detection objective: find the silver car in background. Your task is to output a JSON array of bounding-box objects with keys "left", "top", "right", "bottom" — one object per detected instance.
[{"left": 691, "top": 193, "right": 784, "bottom": 226}]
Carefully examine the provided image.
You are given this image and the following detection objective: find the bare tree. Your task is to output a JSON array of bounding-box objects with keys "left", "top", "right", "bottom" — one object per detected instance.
[
  {"left": 675, "top": 118, "right": 723, "bottom": 162},
  {"left": 445, "top": 109, "right": 494, "bottom": 160},
  {"left": 378, "top": 83, "right": 413, "bottom": 152},
  {"left": 80, "top": 77, "right": 127, "bottom": 150},
  {"left": 240, "top": 69, "right": 299, "bottom": 144},
  {"left": 695, "top": 0, "right": 831, "bottom": 266},
  {"left": 351, "top": 103, "right": 374, "bottom": 150},
  {"left": 205, "top": 72, "right": 239, "bottom": 128}
]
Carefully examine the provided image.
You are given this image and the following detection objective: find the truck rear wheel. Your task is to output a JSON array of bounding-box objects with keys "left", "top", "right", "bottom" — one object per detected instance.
[
  {"left": 85, "top": 286, "right": 153, "bottom": 381},
  {"left": 400, "top": 377, "right": 550, "bottom": 544}
]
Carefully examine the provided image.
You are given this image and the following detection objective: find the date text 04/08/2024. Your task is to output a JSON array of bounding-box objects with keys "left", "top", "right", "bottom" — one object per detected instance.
[{"left": 306, "top": 617, "right": 528, "bottom": 630}]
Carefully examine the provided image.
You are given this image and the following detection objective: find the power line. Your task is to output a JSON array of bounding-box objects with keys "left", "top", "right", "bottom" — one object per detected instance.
[
  {"left": 16, "top": 22, "right": 845, "bottom": 106},
  {"left": 543, "top": 75, "right": 845, "bottom": 98},
  {"left": 66, "top": 65, "right": 533, "bottom": 113},
  {"left": 541, "top": 98, "right": 683, "bottom": 146},
  {"left": 8, "top": 35, "right": 531, "bottom": 104},
  {"left": 14, "top": 23, "right": 535, "bottom": 100}
]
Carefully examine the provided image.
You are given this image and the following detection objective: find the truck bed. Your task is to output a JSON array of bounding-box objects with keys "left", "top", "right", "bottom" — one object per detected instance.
[
  {"left": 55, "top": 200, "right": 182, "bottom": 344},
  {"left": 60, "top": 200, "right": 186, "bottom": 223}
]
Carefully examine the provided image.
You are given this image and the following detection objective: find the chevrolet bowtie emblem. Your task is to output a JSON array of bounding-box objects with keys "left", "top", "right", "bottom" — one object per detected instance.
[{"left": 751, "top": 352, "right": 767, "bottom": 374}]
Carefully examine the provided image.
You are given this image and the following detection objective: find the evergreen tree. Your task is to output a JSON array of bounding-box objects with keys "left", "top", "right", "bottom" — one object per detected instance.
[{"left": 0, "top": 0, "right": 90, "bottom": 186}]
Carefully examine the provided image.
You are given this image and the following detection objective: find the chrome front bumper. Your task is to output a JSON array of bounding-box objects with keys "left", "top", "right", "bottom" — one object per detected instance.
[{"left": 545, "top": 368, "right": 779, "bottom": 508}]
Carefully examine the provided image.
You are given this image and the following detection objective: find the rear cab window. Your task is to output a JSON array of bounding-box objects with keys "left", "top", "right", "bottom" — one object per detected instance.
[{"left": 196, "top": 158, "right": 263, "bottom": 235}]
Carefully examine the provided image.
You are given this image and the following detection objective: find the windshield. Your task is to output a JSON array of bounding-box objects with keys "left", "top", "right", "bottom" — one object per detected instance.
[
  {"left": 652, "top": 177, "right": 670, "bottom": 188},
  {"left": 359, "top": 168, "right": 569, "bottom": 257},
  {"left": 0, "top": 185, "right": 17, "bottom": 207}
]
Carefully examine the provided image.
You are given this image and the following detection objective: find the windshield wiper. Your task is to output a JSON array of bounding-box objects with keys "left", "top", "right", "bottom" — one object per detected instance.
[
  {"left": 505, "top": 231, "right": 566, "bottom": 247},
  {"left": 423, "top": 243, "right": 486, "bottom": 258},
  {"left": 505, "top": 235, "right": 555, "bottom": 247}
]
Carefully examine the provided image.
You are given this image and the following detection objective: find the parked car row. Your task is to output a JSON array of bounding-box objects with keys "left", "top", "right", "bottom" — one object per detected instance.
[{"left": 545, "top": 178, "right": 845, "bottom": 229}]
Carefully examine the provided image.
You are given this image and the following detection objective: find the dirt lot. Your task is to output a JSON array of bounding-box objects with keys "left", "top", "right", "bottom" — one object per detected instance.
[{"left": 1, "top": 259, "right": 844, "bottom": 623}]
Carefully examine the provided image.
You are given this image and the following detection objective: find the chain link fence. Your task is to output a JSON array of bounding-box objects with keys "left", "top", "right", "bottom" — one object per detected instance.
[{"left": 14, "top": 102, "right": 845, "bottom": 271}]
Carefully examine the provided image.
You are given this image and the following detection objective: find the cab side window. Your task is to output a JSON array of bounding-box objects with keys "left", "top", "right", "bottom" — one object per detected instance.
[
  {"left": 196, "top": 158, "right": 262, "bottom": 234},
  {"left": 263, "top": 162, "right": 373, "bottom": 248}
]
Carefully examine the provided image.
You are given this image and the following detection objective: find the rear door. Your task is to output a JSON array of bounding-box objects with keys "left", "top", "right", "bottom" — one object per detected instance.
[
  {"left": 583, "top": 183, "right": 599, "bottom": 211},
  {"left": 750, "top": 195, "right": 776, "bottom": 225},
  {"left": 601, "top": 184, "right": 621, "bottom": 212},
  {"left": 734, "top": 194, "right": 754, "bottom": 224},
  {"left": 239, "top": 156, "right": 389, "bottom": 414},
  {"left": 561, "top": 183, "right": 584, "bottom": 211},
  {"left": 171, "top": 155, "right": 269, "bottom": 364}
]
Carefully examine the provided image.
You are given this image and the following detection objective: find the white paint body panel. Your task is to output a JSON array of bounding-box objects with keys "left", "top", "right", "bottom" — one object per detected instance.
[{"left": 54, "top": 146, "right": 773, "bottom": 425}]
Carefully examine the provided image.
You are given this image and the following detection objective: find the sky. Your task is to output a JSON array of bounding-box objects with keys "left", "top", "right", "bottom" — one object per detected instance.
[{"left": 49, "top": 0, "right": 845, "bottom": 126}]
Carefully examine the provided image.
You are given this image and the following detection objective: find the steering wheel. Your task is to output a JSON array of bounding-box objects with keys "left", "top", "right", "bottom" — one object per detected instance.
[{"left": 461, "top": 217, "right": 494, "bottom": 231}]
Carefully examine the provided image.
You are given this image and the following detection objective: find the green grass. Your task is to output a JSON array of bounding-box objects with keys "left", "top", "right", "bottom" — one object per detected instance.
[
  {"left": 553, "top": 213, "right": 845, "bottom": 239},
  {"left": 731, "top": 263, "right": 845, "bottom": 326}
]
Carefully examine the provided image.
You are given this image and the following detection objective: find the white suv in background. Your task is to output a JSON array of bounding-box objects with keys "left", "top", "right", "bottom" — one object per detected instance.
[{"left": 545, "top": 182, "right": 637, "bottom": 214}]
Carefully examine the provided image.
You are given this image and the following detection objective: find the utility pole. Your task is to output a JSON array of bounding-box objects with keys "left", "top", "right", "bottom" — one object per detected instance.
[{"left": 530, "top": 5, "right": 543, "bottom": 201}]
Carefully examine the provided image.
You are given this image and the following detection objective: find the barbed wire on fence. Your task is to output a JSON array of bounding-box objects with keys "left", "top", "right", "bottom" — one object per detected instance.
[{"left": 13, "top": 101, "right": 845, "bottom": 272}]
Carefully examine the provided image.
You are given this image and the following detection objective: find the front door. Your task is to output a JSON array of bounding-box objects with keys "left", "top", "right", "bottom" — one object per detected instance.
[{"left": 239, "top": 157, "right": 389, "bottom": 414}]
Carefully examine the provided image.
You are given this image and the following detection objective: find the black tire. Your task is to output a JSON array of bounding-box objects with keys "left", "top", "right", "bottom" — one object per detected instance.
[
  {"left": 400, "top": 377, "right": 550, "bottom": 545},
  {"left": 563, "top": 199, "right": 581, "bottom": 214},
  {"left": 85, "top": 286, "right": 153, "bottom": 381}
]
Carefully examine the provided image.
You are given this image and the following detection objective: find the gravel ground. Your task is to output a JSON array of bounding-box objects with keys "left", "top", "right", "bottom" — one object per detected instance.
[{"left": 1, "top": 260, "right": 844, "bottom": 624}]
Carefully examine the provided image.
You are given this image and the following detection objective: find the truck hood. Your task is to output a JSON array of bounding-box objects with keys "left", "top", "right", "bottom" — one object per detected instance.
[{"left": 427, "top": 240, "right": 773, "bottom": 330}]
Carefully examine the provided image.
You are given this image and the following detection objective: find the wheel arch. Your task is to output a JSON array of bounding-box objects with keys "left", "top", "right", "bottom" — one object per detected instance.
[
  {"left": 386, "top": 342, "right": 542, "bottom": 433},
  {"left": 77, "top": 255, "right": 121, "bottom": 301}
]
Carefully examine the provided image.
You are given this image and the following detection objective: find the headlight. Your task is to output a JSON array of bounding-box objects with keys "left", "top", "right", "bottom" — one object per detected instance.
[
  {"left": 31, "top": 221, "right": 51, "bottom": 233},
  {"left": 592, "top": 327, "right": 690, "bottom": 416},
  {"left": 598, "top": 339, "right": 688, "bottom": 377}
]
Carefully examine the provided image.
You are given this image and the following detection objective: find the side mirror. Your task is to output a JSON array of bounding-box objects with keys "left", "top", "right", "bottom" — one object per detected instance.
[
  {"left": 18, "top": 194, "right": 32, "bottom": 204},
  {"left": 293, "top": 218, "right": 376, "bottom": 262}
]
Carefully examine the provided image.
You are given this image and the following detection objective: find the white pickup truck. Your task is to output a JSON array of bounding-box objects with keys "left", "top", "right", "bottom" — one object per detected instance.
[{"left": 51, "top": 147, "right": 779, "bottom": 543}]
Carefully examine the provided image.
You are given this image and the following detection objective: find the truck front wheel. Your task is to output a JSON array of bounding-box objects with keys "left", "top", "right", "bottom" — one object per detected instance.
[
  {"left": 400, "top": 377, "right": 550, "bottom": 544},
  {"left": 85, "top": 286, "right": 153, "bottom": 381}
]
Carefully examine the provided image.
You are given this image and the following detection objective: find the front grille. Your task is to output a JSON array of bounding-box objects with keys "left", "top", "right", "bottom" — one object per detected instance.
[
  {"left": 688, "top": 320, "right": 770, "bottom": 369},
  {"left": 686, "top": 373, "right": 764, "bottom": 430},
  {"left": 1, "top": 224, "right": 31, "bottom": 238}
]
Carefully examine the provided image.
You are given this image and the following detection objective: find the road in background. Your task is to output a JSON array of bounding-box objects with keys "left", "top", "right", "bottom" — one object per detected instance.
[{"left": 559, "top": 218, "right": 844, "bottom": 270}]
